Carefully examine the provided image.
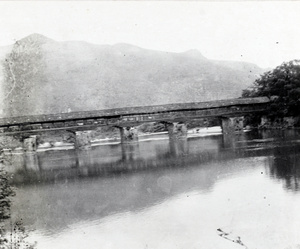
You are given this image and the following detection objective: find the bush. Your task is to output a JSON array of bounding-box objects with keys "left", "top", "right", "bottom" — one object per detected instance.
[{"left": 242, "top": 60, "right": 300, "bottom": 122}]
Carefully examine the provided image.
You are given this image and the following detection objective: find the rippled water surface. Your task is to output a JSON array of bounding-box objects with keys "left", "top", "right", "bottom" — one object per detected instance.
[{"left": 5, "top": 129, "right": 300, "bottom": 249}]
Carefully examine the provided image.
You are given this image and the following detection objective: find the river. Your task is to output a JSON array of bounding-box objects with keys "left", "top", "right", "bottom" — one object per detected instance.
[{"left": 3, "top": 128, "right": 300, "bottom": 249}]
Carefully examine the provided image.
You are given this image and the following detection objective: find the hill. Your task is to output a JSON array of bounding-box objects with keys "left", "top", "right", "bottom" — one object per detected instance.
[{"left": 0, "top": 34, "right": 266, "bottom": 117}]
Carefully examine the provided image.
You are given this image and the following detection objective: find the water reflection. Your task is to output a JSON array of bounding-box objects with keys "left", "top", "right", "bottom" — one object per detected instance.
[
  {"left": 3, "top": 130, "right": 300, "bottom": 193},
  {"left": 24, "top": 153, "right": 40, "bottom": 171},
  {"left": 169, "top": 137, "right": 188, "bottom": 156},
  {"left": 2, "top": 130, "right": 300, "bottom": 249},
  {"left": 267, "top": 146, "right": 300, "bottom": 191},
  {"left": 11, "top": 162, "right": 222, "bottom": 235},
  {"left": 121, "top": 143, "right": 140, "bottom": 161},
  {"left": 244, "top": 130, "right": 300, "bottom": 191}
]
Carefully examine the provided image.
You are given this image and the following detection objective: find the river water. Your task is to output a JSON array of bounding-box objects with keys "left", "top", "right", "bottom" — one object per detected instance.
[{"left": 4, "top": 129, "right": 300, "bottom": 249}]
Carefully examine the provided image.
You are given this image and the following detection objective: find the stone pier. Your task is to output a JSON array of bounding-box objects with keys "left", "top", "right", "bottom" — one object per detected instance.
[
  {"left": 75, "top": 131, "right": 92, "bottom": 150},
  {"left": 167, "top": 122, "right": 188, "bottom": 140},
  {"left": 260, "top": 115, "right": 268, "bottom": 127},
  {"left": 119, "top": 127, "right": 138, "bottom": 143},
  {"left": 23, "top": 135, "right": 37, "bottom": 152},
  {"left": 221, "top": 117, "right": 244, "bottom": 134}
]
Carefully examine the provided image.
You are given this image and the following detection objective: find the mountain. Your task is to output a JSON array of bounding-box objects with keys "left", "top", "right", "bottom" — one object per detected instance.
[{"left": 0, "top": 34, "right": 266, "bottom": 117}]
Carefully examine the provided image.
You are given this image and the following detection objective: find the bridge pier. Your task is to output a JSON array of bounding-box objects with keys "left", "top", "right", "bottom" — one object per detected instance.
[
  {"left": 23, "top": 135, "right": 37, "bottom": 152},
  {"left": 75, "top": 131, "right": 92, "bottom": 150},
  {"left": 221, "top": 116, "right": 244, "bottom": 134},
  {"left": 260, "top": 115, "right": 269, "bottom": 128},
  {"left": 119, "top": 127, "right": 138, "bottom": 144},
  {"left": 167, "top": 122, "right": 188, "bottom": 140}
]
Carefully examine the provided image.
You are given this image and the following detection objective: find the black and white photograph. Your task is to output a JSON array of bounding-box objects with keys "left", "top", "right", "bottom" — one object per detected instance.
[{"left": 0, "top": 1, "right": 300, "bottom": 248}]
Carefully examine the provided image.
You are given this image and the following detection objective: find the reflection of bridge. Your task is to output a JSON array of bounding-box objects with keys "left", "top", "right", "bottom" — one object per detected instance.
[
  {"left": 8, "top": 130, "right": 300, "bottom": 236},
  {"left": 0, "top": 97, "right": 269, "bottom": 151},
  {"left": 10, "top": 130, "right": 300, "bottom": 186}
]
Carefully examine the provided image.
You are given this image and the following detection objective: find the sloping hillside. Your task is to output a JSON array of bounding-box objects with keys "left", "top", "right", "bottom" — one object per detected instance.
[{"left": 0, "top": 34, "right": 266, "bottom": 117}]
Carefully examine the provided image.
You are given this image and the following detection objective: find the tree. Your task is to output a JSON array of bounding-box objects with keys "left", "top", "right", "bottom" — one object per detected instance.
[
  {"left": 1, "top": 149, "right": 37, "bottom": 248},
  {"left": 242, "top": 60, "right": 300, "bottom": 120},
  {"left": 0, "top": 169, "right": 15, "bottom": 246}
]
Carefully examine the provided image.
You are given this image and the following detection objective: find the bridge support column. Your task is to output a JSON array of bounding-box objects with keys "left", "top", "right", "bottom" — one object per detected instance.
[
  {"left": 119, "top": 127, "right": 138, "bottom": 144},
  {"left": 221, "top": 116, "right": 244, "bottom": 134},
  {"left": 167, "top": 122, "right": 188, "bottom": 140},
  {"left": 23, "top": 135, "right": 37, "bottom": 152},
  {"left": 75, "top": 131, "right": 92, "bottom": 150},
  {"left": 260, "top": 115, "right": 269, "bottom": 128}
]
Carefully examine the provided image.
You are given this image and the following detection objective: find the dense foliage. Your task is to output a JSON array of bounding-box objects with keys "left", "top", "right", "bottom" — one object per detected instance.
[
  {"left": 0, "top": 169, "right": 15, "bottom": 246},
  {"left": 242, "top": 60, "right": 300, "bottom": 120},
  {"left": 0, "top": 155, "right": 36, "bottom": 249}
]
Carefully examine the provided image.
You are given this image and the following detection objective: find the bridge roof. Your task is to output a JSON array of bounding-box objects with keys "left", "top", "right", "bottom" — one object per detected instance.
[{"left": 0, "top": 97, "right": 269, "bottom": 126}]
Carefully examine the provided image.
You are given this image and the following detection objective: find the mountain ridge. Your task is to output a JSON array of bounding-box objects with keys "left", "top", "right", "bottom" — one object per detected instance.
[{"left": 0, "top": 34, "right": 266, "bottom": 117}]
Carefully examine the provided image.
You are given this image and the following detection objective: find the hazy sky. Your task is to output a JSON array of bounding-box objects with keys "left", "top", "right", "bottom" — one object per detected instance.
[{"left": 0, "top": 1, "right": 299, "bottom": 68}]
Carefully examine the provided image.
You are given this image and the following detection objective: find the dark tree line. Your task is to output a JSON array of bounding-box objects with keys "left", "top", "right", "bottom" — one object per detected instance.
[
  {"left": 0, "top": 169, "right": 15, "bottom": 246},
  {"left": 0, "top": 167, "right": 36, "bottom": 248},
  {"left": 242, "top": 60, "right": 300, "bottom": 124}
]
